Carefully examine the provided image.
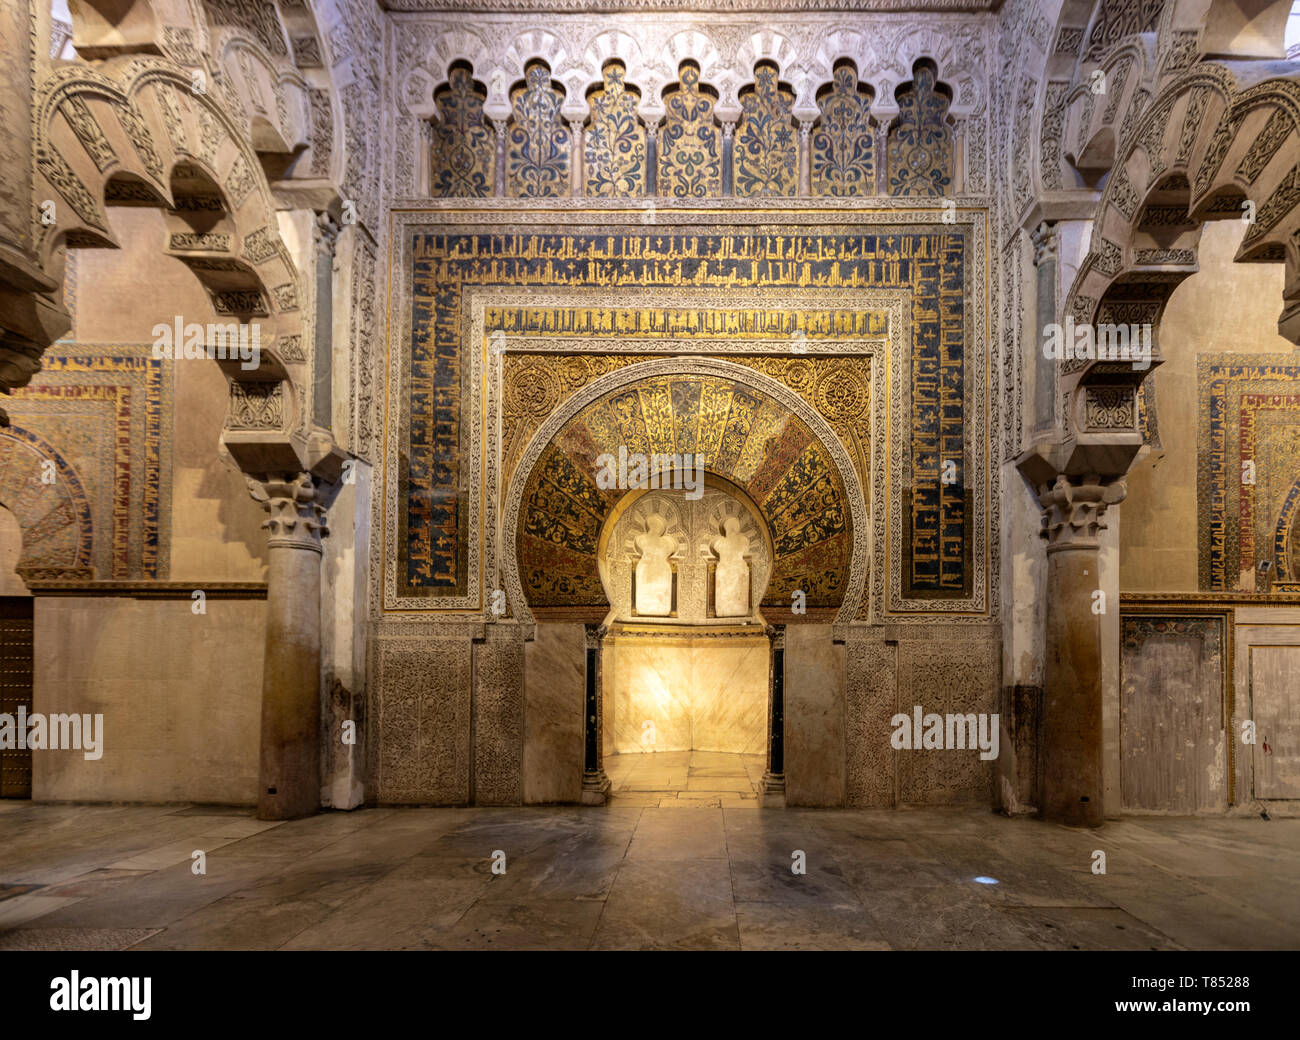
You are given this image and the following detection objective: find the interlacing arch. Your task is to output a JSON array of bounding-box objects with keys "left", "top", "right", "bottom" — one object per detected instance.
[
  {"left": 32, "top": 58, "right": 308, "bottom": 431},
  {"left": 1065, "top": 62, "right": 1300, "bottom": 355}
]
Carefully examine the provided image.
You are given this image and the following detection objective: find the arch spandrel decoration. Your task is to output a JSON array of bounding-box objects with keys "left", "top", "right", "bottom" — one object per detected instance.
[
  {"left": 812, "top": 63, "right": 876, "bottom": 197},
  {"left": 887, "top": 62, "right": 954, "bottom": 196},
  {"left": 517, "top": 372, "right": 851, "bottom": 612},
  {"left": 506, "top": 61, "right": 571, "bottom": 198},
  {"left": 502, "top": 358, "right": 870, "bottom": 626},
  {"left": 733, "top": 62, "right": 797, "bottom": 198}
]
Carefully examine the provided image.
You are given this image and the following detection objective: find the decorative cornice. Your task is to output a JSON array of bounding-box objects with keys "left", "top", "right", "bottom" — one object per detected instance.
[
  {"left": 1120, "top": 592, "right": 1300, "bottom": 607},
  {"left": 27, "top": 582, "right": 269, "bottom": 599}
]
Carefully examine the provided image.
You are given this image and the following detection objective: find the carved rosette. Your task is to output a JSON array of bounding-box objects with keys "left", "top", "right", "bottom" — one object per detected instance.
[
  {"left": 1036, "top": 474, "right": 1126, "bottom": 551},
  {"left": 247, "top": 473, "right": 329, "bottom": 552}
]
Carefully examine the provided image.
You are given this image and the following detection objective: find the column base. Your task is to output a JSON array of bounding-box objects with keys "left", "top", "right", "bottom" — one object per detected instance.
[
  {"left": 757, "top": 771, "right": 786, "bottom": 808},
  {"left": 580, "top": 770, "right": 611, "bottom": 805}
]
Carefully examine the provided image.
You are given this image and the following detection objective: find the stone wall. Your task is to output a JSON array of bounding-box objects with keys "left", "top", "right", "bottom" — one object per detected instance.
[{"left": 32, "top": 595, "right": 266, "bottom": 803}]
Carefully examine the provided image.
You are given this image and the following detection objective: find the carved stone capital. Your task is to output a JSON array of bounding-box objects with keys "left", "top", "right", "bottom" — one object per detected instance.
[
  {"left": 1036, "top": 474, "right": 1126, "bottom": 551},
  {"left": 246, "top": 472, "right": 329, "bottom": 552},
  {"left": 314, "top": 211, "right": 341, "bottom": 256},
  {"left": 1031, "top": 221, "right": 1058, "bottom": 266}
]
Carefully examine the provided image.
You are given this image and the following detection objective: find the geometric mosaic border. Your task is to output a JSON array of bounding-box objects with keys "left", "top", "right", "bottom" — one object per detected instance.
[
  {"left": 1197, "top": 354, "right": 1300, "bottom": 591},
  {"left": 384, "top": 202, "right": 992, "bottom": 622},
  {"left": 5, "top": 344, "right": 173, "bottom": 580}
]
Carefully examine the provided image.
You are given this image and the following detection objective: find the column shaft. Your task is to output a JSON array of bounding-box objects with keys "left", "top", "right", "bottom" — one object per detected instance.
[
  {"left": 1042, "top": 543, "right": 1103, "bottom": 825},
  {"left": 248, "top": 473, "right": 327, "bottom": 820},
  {"left": 259, "top": 538, "right": 323, "bottom": 819}
]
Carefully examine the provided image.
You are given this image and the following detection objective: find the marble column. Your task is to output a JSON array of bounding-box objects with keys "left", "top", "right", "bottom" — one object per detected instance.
[
  {"left": 758, "top": 625, "right": 786, "bottom": 807},
  {"left": 875, "top": 123, "right": 890, "bottom": 194},
  {"left": 248, "top": 473, "right": 328, "bottom": 820},
  {"left": 416, "top": 119, "right": 435, "bottom": 197},
  {"left": 568, "top": 119, "right": 584, "bottom": 197},
  {"left": 491, "top": 119, "right": 507, "bottom": 197},
  {"left": 312, "top": 212, "right": 339, "bottom": 430},
  {"left": 581, "top": 624, "right": 611, "bottom": 804},
  {"left": 1030, "top": 222, "right": 1059, "bottom": 435},
  {"left": 798, "top": 120, "right": 813, "bottom": 196},
  {"left": 645, "top": 120, "right": 659, "bottom": 197},
  {"left": 721, "top": 121, "right": 736, "bottom": 196},
  {"left": 1038, "top": 473, "right": 1125, "bottom": 827}
]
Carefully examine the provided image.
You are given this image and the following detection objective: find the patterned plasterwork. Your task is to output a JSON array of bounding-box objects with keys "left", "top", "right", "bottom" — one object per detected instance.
[{"left": 387, "top": 12, "right": 991, "bottom": 199}]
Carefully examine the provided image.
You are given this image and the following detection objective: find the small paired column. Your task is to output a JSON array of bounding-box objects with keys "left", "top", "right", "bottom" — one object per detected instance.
[
  {"left": 644, "top": 119, "right": 659, "bottom": 197},
  {"left": 491, "top": 119, "right": 507, "bottom": 197},
  {"left": 581, "top": 623, "right": 611, "bottom": 804},
  {"left": 721, "top": 120, "right": 737, "bottom": 196},
  {"left": 758, "top": 624, "right": 786, "bottom": 806},
  {"left": 1030, "top": 222, "right": 1060, "bottom": 434},
  {"left": 248, "top": 473, "right": 329, "bottom": 820},
  {"left": 797, "top": 120, "right": 813, "bottom": 196},
  {"left": 568, "top": 119, "right": 585, "bottom": 197}
]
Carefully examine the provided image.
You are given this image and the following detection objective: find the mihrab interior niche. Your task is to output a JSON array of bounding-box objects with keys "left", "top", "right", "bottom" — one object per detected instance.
[{"left": 600, "top": 484, "right": 772, "bottom": 758}]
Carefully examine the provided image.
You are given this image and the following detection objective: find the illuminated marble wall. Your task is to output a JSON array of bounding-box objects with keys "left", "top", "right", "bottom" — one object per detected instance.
[{"left": 605, "top": 629, "right": 768, "bottom": 756}]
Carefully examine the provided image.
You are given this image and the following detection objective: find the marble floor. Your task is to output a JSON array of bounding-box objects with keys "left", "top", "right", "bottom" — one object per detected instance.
[
  {"left": 0, "top": 800, "right": 1296, "bottom": 950},
  {"left": 604, "top": 750, "right": 764, "bottom": 807}
]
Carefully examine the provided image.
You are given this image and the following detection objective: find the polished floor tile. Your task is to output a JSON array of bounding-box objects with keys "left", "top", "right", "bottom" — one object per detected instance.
[{"left": 0, "top": 802, "right": 1296, "bottom": 950}]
